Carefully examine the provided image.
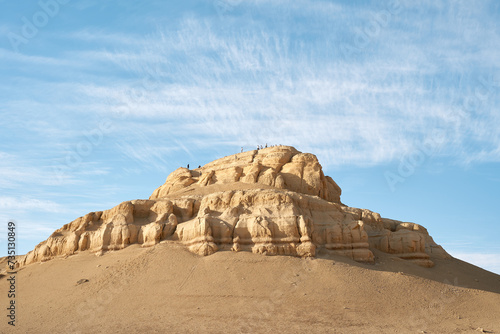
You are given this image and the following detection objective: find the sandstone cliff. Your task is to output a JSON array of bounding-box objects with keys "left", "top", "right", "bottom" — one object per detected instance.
[{"left": 18, "top": 146, "right": 449, "bottom": 268}]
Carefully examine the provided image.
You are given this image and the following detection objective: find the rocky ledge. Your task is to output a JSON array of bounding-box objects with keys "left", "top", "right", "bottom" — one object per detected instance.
[{"left": 18, "top": 146, "right": 449, "bottom": 268}]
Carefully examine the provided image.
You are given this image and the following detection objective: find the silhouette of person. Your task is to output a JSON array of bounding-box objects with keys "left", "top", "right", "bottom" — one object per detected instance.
[{"left": 187, "top": 164, "right": 189, "bottom": 169}]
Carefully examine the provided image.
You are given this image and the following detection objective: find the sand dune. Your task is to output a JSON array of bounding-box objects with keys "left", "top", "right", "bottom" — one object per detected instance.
[{"left": 1, "top": 244, "right": 499, "bottom": 333}]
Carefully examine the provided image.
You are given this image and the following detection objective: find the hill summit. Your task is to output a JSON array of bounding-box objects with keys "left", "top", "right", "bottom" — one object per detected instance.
[{"left": 19, "top": 145, "right": 449, "bottom": 267}]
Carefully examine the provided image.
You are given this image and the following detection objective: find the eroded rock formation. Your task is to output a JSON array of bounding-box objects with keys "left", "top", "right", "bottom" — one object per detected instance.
[{"left": 18, "top": 146, "right": 449, "bottom": 268}]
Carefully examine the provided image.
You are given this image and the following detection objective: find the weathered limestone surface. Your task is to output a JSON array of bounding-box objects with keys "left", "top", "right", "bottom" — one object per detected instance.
[
  {"left": 150, "top": 146, "right": 342, "bottom": 203},
  {"left": 18, "top": 146, "right": 450, "bottom": 267}
]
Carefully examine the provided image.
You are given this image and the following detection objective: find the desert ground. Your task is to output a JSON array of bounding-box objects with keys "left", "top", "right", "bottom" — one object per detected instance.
[{"left": 1, "top": 243, "right": 499, "bottom": 334}]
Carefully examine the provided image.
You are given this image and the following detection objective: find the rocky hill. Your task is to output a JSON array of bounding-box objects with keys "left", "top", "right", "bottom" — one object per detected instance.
[{"left": 18, "top": 146, "right": 449, "bottom": 268}]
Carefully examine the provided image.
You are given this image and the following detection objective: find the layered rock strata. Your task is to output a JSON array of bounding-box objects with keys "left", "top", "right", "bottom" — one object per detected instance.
[{"left": 18, "top": 146, "right": 449, "bottom": 268}]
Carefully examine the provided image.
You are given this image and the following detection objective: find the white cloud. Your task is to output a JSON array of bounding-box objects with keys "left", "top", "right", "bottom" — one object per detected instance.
[
  {"left": 0, "top": 196, "right": 66, "bottom": 213},
  {"left": 65, "top": 16, "right": 498, "bottom": 167},
  {"left": 2, "top": 0, "right": 500, "bottom": 170},
  {"left": 0, "top": 47, "right": 78, "bottom": 67},
  {"left": 450, "top": 252, "right": 500, "bottom": 275}
]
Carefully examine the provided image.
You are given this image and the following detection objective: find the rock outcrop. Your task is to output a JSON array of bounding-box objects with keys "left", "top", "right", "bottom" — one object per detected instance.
[
  {"left": 18, "top": 146, "right": 450, "bottom": 268},
  {"left": 150, "top": 146, "right": 342, "bottom": 203}
]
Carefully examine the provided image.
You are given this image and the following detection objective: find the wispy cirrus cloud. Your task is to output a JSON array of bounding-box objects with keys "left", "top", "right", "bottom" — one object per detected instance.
[
  {"left": 0, "top": 196, "right": 67, "bottom": 213},
  {"left": 55, "top": 12, "right": 497, "bottom": 166},
  {"left": 1, "top": 4, "right": 499, "bottom": 166},
  {"left": 451, "top": 252, "right": 500, "bottom": 275}
]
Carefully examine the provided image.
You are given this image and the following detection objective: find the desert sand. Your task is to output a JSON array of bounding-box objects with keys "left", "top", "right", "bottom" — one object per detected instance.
[
  {"left": 1, "top": 146, "right": 499, "bottom": 333},
  {"left": 1, "top": 245, "right": 500, "bottom": 333}
]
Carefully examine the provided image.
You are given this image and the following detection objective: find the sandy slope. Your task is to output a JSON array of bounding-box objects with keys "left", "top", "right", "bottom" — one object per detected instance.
[{"left": 1, "top": 243, "right": 499, "bottom": 334}]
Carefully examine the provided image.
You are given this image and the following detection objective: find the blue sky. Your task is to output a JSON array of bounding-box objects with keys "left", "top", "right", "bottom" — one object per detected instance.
[{"left": 1, "top": 0, "right": 499, "bottom": 274}]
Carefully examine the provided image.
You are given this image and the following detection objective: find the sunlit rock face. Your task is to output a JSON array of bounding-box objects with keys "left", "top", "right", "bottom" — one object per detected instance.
[{"left": 19, "top": 146, "right": 449, "bottom": 268}]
